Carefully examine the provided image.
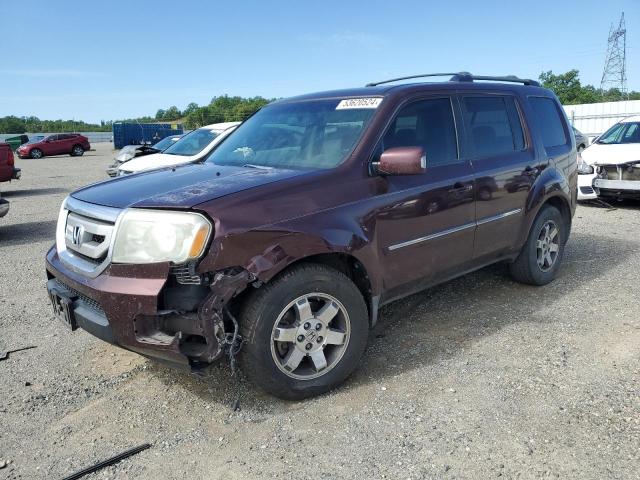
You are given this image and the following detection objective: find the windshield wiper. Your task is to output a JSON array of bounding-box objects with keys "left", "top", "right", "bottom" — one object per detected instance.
[{"left": 242, "top": 163, "right": 273, "bottom": 170}]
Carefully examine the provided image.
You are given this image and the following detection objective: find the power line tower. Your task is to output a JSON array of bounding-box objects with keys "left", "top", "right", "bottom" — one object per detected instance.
[{"left": 600, "top": 12, "right": 628, "bottom": 99}]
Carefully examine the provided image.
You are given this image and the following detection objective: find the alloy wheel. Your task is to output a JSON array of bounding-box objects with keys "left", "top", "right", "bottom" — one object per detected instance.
[
  {"left": 270, "top": 293, "right": 350, "bottom": 380},
  {"left": 536, "top": 220, "right": 560, "bottom": 272}
]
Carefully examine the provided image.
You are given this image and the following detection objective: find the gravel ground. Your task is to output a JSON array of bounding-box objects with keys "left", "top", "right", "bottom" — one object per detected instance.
[{"left": 0, "top": 143, "right": 638, "bottom": 480}]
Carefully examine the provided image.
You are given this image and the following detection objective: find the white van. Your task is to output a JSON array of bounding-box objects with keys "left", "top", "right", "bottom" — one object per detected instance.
[{"left": 118, "top": 122, "right": 240, "bottom": 175}]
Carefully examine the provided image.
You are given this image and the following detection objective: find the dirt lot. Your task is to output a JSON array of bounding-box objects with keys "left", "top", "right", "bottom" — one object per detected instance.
[{"left": 0, "top": 143, "right": 638, "bottom": 479}]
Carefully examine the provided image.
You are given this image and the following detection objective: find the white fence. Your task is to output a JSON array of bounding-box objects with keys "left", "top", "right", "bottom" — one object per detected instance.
[{"left": 563, "top": 100, "right": 640, "bottom": 140}]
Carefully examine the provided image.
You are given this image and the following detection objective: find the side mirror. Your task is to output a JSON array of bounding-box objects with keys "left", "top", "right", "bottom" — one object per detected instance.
[{"left": 377, "top": 146, "right": 426, "bottom": 175}]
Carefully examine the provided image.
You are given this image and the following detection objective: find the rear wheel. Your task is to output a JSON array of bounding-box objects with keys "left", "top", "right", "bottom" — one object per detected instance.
[
  {"left": 509, "top": 205, "right": 566, "bottom": 285},
  {"left": 71, "top": 145, "right": 84, "bottom": 156},
  {"left": 239, "top": 264, "right": 368, "bottom": 400},
  {"left": 29, "top": 148, "right": 43, "bottom": 159}
]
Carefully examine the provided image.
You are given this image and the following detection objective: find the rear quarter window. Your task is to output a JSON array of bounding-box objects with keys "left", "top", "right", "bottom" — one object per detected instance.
[{"left": 528, "top": 97, "right": 568, "bottom": 149}]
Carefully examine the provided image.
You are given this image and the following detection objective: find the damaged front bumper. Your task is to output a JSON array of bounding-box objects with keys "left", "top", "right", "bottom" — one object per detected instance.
[
  {"left": 45, "top": 246, "right": 251, "bottom": 372},
  {"left": 594, "top": 162, "right": 640, "bottom": 199}
]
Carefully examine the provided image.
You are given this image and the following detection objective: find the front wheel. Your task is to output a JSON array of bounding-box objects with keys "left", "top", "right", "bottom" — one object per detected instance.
[
  {"left": 30, "top": 148, "right": 43, "bottom": 159},
  {"left": 239, "top": 264, "right": 368, "bottom": 400},
  {"left": 509, "top": 205, "right": 566, "bottom": 285}
]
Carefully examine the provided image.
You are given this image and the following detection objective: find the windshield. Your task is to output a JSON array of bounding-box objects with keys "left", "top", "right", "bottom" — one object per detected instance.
[
  {"left": 206, "top": 99, "right": 379, "bottom": 170},
  {"left": 163, "top": 129, "right": 219, "bottom": 156},
  {"left": 597, "top": 122, "right": 640, "bottom": 145},
  {"left": 151, "top": 135, "right": 180, "bottom": 151}
]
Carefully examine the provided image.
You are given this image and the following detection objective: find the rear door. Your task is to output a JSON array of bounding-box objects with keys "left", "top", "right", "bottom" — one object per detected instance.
[
  {"left": 459, "top": 92, "right": 542, "bottom": 259},
  {"left": 373, "top": 96, "right": 476, "bottom": 298},
  {"left": 58, "top": 134, "right": 74, "bottom": 154}
]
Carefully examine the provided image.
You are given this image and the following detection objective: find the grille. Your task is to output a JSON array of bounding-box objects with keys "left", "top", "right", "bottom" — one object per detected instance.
[
  {"left": 57, "top": 197, "right": 122, "bottom": 278},
  {"left": 65, "top": 212, "right": 113, "bottom": 262},
  {"left": 170, "top": 264, "right": 201, "bottom": 285},
  {"left": 53, "top": 279, "right": 104, "bottom": 314},
  {"left": 580, "top": 186, "right": 595, "bottom": 194}
]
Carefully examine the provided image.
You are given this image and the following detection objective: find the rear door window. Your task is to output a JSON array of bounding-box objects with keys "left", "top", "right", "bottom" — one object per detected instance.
[
  {"left": 378, "top": 97, "right": 459, "bottom": 167},
  {"left": 528, "top": 97, "right": 568, "bottom": 148},
  {"left": 461, "top": 96, "right": 525, "bottom": 158}
]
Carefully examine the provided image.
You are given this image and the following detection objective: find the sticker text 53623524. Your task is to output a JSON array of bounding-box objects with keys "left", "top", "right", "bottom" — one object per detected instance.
[{"left": 336, "top": 98, "right": 383, "bottom": 110}]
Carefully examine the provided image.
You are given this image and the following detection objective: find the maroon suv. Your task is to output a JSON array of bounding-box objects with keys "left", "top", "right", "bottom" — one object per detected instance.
[
  {"left": 46, "top": 73, "right": 577, "bottom": 399},
  {"left": 17, "top": 133, "right": 90, "bottom": 159}
]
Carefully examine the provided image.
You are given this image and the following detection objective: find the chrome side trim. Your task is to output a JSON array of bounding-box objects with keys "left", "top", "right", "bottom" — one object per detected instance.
[
  {"left": 388, "top": 208, "right": 522, "bottom": 252},
  {"left": 387, "top": 222, "right": 476, "bottom": 252},
  {"left": 476, "top": 208, "right": 522, "bottom": 226}
]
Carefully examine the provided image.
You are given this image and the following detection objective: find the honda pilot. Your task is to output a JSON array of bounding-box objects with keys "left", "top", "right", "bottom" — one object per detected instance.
[{"left": 46, "top": 73, "right": 577, "bottom": 399}]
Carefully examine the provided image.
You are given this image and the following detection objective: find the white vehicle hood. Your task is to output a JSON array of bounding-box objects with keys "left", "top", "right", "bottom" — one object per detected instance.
[
  {"left": 581, "top": 143, "right": 640, "bottom": 165},
  {"left": 119, "top": 126, "right": 238, "bottom": 174},
  {"left": 121, "top": 152, "right": 197, "bottom": 173}
]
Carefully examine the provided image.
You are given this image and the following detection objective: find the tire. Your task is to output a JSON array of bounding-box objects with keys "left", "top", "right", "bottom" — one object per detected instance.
[
  {"left": 509, "top": 205, "right": 566, "bottom": 286},
  {"left": 70, "top": 145, "right": 84, "bottom": 156},
  {"left": 238, "top": 263, "right": 368, "bottom": 400},
  {"left": 29, "top": 148, "right": 43, "bottom": 159}
]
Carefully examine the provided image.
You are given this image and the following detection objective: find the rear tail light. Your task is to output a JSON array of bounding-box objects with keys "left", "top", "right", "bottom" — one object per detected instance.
[{"left": 7, "top": 149, "right": 14, "bottom": 167}]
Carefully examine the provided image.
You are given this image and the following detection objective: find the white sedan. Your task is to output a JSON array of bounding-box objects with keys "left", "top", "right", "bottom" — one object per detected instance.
[
  {"left": 118, "top": 122, "right": 240, "bottom": 175},
  {"left": 577, "top": 115, "right": 640, "bottom": 201}
]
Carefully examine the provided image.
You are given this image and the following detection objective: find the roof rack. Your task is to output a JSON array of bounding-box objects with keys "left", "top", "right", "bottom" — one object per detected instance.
[{"left": 366, "top": 72, "right": 540, "bottom": 87}]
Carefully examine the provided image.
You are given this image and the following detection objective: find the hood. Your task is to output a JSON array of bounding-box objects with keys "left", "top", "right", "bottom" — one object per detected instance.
[
  {"left": 72, "top": 162, "right": 304, "bottom": 209},
  {"left": 120, "top": 152, "right": 190, "bottom": 172},
  {"left": 115, "top": 145, "right": 140, "bottom": 162},
  {"left": 581, "top": 142, "right": 640, "bottom": 165}
]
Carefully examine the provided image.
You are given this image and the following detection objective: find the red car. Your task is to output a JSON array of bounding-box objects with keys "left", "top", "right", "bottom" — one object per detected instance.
[{"left": 17, "top": 134, "right": 90, "bottom": 159}]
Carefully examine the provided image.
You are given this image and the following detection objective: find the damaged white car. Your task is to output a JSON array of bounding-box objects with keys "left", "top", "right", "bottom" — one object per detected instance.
[{"left": 577, "top": 116, "right": 640, "bottom": 201}]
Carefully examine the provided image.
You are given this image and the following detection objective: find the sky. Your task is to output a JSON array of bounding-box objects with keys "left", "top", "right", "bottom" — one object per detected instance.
[{"left": 1, "top": 0, "right": 638, "bottom": 123}]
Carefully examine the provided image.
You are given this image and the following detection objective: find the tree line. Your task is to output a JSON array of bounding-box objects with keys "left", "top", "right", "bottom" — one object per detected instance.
[
  {"left": 539, "top": 70, "right": 640, "bottom": 104},
  {"left": 154, "top": 96, "right": 272, "bottom": 129},
  {"left": 1, "top": 74, "right": 638, "bottom": 134},
  {"left": 0, "top": 95, "right": 272, "bottom": 134}
]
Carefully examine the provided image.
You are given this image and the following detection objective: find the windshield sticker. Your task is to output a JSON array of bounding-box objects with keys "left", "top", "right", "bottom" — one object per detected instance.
[{"left": 336, "top": 98, "right": 383, "bottom": 110}]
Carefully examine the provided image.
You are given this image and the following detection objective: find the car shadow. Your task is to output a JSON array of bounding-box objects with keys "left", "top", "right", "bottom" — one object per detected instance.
[
  {"left": 2, "top": 187, "right": 68, "bottom": 198},
  {"left": 0, "top": 219, "right": 57, "bottom": 246},
  {"left": 148, "top": 230, "right": 635, "bottom": 411}
]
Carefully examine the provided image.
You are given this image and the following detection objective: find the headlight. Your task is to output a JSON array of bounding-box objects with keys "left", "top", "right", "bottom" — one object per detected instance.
[
  {"left": 577, "top": 158, "right": 594, "bottom": 175},
  {"left": 112, "top": 209, "right": 212, "bottom": 264}
]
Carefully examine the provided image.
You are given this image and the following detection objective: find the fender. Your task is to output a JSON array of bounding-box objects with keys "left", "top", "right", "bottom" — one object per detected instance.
[
  {"left": 198, "top": 215, "right": 382, "bottom": 298},
  {"left": 519, "top": 165, "right": 571, "bottom": 247}
]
